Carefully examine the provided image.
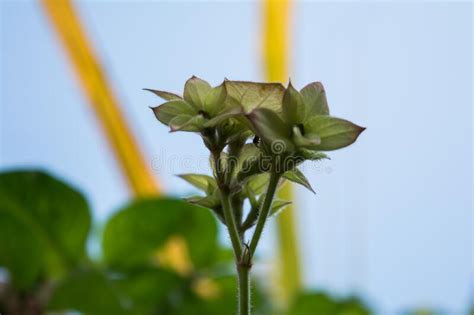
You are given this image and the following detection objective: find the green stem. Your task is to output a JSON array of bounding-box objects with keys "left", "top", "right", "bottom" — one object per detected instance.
[
  {"left": 213, "top": 148, "right": 243, "bottom": 260},
  {"left": 249, "top": 171, "right": 280, "bottom": 256},
  {"left": 238, "top": 265, "right": 251, "bottom": 315},
  {"left": 240, "top": 202, "right": 259, "bottom": 233},
  {"left": 221, "top": 189, "right": 243, "bottom": 260}
]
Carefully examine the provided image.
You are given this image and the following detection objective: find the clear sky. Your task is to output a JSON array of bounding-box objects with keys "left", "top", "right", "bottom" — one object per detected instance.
[{"left": 1, "top": 1, "right": 472, "bottom": 313}]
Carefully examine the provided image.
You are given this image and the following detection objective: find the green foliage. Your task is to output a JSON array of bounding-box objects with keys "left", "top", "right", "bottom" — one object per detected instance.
[
  {"left": 0, "top": 206, "right": 42, "bottom": 289},
  {"left": 0, "top": 170, "right": 379, "bottom": 315},
  {"left": 48, "top": 270, "right": 126, "bottom": 315},
  {"left": 146, "top": 77, "right": 364, "bottom": 229},
  {"left": 286, "top": 292, "right": 371, "bottom": 315},
  {"left": 0, "top": 170, "right": 91, "bottom": 288},
  {"left": 1, "top": 78, "right": 367, "bottom": 315},
  {"left": 147, "top": 77, "right": 365, "bottom": 315},
  {"left": 103, "top": 198, "right": 218, "bottom": 270},
  {"left": 114, "top": 268, "right": 181, "bottom": 315}
]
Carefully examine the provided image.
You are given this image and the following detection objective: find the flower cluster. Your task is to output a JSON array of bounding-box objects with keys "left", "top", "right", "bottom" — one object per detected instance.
[{"left": 146, "top": 76, "right": 365, "bottom": 231}]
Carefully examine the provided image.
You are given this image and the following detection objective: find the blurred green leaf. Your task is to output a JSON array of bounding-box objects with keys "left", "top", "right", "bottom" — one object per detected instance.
[
  {"left": 287, "top": 292, "right": 371, "bottom": 315},
  {"left": 287, "top": 292, "right": 338, "bottom": 315},
  {"left": 338, "top": 296, "right": 372, "bottom": 315},
  {"left": 0, "top": 170, "right": 91, "bottom": 287},
  {"left": 103, "top": 198, "right": 218, "bottom": 270},
  {"left": 0, "top": 207, "right": 42, "bottom": 288},
  {"left": 116, "top": 268, "right": 181, "bottom": 315},
  {"left": 48, "top": 270, "right": 126, "bottom": 315},
  {"left": 170, "top": 276, "right": 269, "bottom": 315}
]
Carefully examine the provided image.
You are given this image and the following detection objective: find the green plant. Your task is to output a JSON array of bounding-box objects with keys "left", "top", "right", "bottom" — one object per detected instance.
[
  {"left": 147, "top": 77, "right": 365, "bottom": 315},
  {"left": 0, "top": 170, "right": 271, "bottom": 315},
  {"left": 0, "top": 169, "right": 373, "bottom": 315}
]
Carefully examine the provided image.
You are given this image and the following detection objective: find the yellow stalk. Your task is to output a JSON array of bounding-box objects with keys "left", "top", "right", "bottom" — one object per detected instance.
[
  {"left": 40, "top": 0, "right": 195, "bottom": 283},
  {"left": 40, "top": 0, "right": 160, "bottom": 197},
  {"left": 262, "top": 0, "right": 302, "bottom": 306}
]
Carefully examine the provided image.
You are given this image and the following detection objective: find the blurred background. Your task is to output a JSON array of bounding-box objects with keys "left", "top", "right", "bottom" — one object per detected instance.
[{"left": 1, "top": 1, "right": 472, "bottom": 314}]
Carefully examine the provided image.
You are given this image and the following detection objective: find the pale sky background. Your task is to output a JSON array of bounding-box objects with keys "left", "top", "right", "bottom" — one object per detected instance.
[{"left": 1, "top": 1, "right": 472, "bottom": 314}]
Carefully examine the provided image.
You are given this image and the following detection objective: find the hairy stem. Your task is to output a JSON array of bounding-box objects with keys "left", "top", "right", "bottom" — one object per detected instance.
[
  {"left": 213, "top": 149, "right": 242, "bottom": 259},
  {"left": 240, "top": 202, "right": 259, "bottom": 233},
  {"left": 238, "top": 264, "right": 251, "bottom": 315},
  {"left": 248, "top": 171, "right": 280, "bottom": 256},
  {"left": 221, "top": 189, "right": 243, "bottom": 259}
]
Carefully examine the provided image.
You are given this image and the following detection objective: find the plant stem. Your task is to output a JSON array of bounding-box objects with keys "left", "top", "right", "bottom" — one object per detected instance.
[
  {"left": 221, "top": 188, "right": 243, "bottom": 260},
  {"left": 211, "top": 148, "right": 249, "bottom": 314},
  {"left": 249, "top": 171, "right": 280, "bottom": 256},
  {"left": 240, "top": 202, "right": 259, "bottom": 233},
  {"left": 238, "top": 264, "right": 251, "bottom": 315}
]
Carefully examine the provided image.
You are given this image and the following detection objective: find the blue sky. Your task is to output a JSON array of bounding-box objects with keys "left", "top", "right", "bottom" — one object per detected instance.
[{"left": 1, "top": 1, "right": 472, "bottom": 313}]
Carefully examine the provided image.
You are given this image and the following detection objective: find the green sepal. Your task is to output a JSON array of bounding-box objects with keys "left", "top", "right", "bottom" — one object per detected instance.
[
  {"left": 204, "top": 107, "right": 242, "bottom": 128},
  {"left": 224, "top": 80, "right": 285, "bottom": 113},
  {"left": 244, "top": 186, "right": 259, "bottom": 209},
  {"left": 300, "top": 82, "right": 330, "bottom": 117},
  {"left": 283, "top": 168, "right": 315, "bottom": 194},
  {"left": 304, "top": 115, "right": 366, "bottom": 151},
  {"left": 178, "top": 174, "right": 217, "bottom": 194},
  {"left": 169, "top": 114, "right": 206, "bottom": 132},
  {"left": 144, "top": 88, "right": 182, "bottom": 101},
  {"left": 185, "top": 194, "right": 225, "bottom": 224},
  {"left": 183, "top": 76, "right": 212, "bottom": 110},
  {"left": 210, "top": 152, "right": 228, "bottom": 178},
  {"left": 270, "top": 199, "right": 292, "bottom": 217},
  {"left": 185, "top": 194, "right": 221, "bottom": 209},
  {"left": 204, "top": 83, "right": 227, "bottom": 116},
  {"left": 298, "top": 150, "right": 330, "bottom": 161},
  {"left": 233, "top": 143, "right": 260, "bottom": 176},
  {"left": 151, "top": 100, "right": 196, "bottom": 126},
  {"left": 283, "top": 82, "right": 306, "bottom": 125},
  {"left": 292, "top": 126, "right": 321, "bottom": 149},
  {"left": 243, "top": 173, "right": 270, "bottom": 196},
  {"left": 247, "top": 108, "right": 293, "bottom": 154}
]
